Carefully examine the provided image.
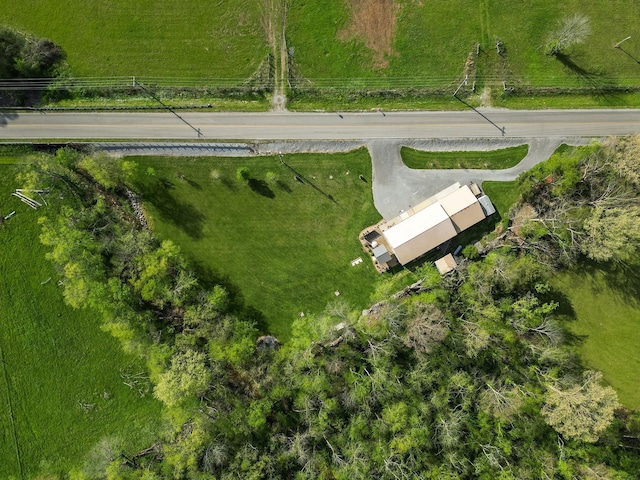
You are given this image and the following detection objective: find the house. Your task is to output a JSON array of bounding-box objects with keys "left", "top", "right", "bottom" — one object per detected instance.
[{"left": 372, "top": 183, "right": 493, "bottom": 266}]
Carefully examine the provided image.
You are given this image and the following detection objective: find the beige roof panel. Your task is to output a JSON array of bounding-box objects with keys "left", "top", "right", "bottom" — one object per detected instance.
[
  {"left": 439, "top": 185, "right": 478, "bottom": 217},
  {"left": 450, "top": 202, "right": 486, "bottom": 232},
  {"left": 391, "top": 217, "right": 457, "bottom": 264},
  {"left": 384, "top": 203, "right": 450, "bottom": 250}
]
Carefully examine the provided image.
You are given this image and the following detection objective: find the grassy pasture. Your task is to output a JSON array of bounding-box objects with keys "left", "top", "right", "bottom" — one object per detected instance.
[
  {"left": 554, "top": 266, "right": 640, "bottom": 410},
  {"left": 287, "top": 1, "right": 640, "bottom": 102},
  {"left": 0, "top": 163, "right": 161, "bottom": 478},
  {"left": 129, "top": 150, "right": 382, "bottom": 339},
  {"left": 401, "top": 145, "right": 528, "bottom": 170},
  {"left": 0, "top": 0, "right": 267, "bottom": 79}
]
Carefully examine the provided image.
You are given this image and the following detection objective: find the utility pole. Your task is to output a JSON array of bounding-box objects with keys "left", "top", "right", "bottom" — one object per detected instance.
[{"left": 614, "top": 36, "right": 631, "bottom": 49}]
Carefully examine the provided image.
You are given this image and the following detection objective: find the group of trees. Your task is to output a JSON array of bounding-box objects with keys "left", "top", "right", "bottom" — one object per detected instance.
[
  {"left": 21, "top": 142, "right": 640, "bottom": 479},
  {"left": 512, "top": 135, "right": 640, "bottom": 267},
  {"left": 0, "top": 25, "right": 65, "bottom": 79}
]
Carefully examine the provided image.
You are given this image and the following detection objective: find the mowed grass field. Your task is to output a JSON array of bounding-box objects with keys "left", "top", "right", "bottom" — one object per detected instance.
[
  {"left": 287, "top": 0, "right": 640, "bottom": 90},
  {"left": 0, "top": 0, "right": 267, "bottom": 78},
  {"left": 129, "top": 150, "right": 382, "bottom": 339},
  {"left": 554, "top": 266, "right": 640, "bottom": 410},
  {"left": 0, "top": 163, "right": 162, "bottom": 478},
  {"left": 401, "top": 145, "right": 529, "bottom": 170}
]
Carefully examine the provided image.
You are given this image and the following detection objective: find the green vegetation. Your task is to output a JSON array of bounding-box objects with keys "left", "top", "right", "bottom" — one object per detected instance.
[
  {"left": 482, "top": 179, "right": 522, "bottom": 224},
  {"left": 129, "top": 150, "right": 381, "bottom": 339},
  {"left": 0, "top": 163, "right": 161, "bottom": 479},
  {"left": 6, "top": 142, "right": 640, "bottom": 478},
  {"left": 401, "top": 144, "right": 528, "bottom": 170},
  {"left": 0, "top": 1, "right": 267, "bottom": 79},
  {"left": 554, "top": 266, "right": 640, "bottom": 410},
  {"left": 287, "top": 1, "right": 640, "bottom": 107}
]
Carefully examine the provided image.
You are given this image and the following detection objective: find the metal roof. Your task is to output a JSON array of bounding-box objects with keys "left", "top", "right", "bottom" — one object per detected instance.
[{"left": 384, "top": 203, "right": 450, "bottom": 250}]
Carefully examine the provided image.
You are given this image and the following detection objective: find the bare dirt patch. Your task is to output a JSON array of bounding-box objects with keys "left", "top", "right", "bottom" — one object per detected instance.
[{"left": 338, "top": 0, "right": 398, "bottom": 68}]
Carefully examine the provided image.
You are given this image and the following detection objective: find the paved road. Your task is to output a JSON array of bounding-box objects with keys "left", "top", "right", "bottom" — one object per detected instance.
[{"left": 1, "top": 109, "right": 640, "bottom": 140}]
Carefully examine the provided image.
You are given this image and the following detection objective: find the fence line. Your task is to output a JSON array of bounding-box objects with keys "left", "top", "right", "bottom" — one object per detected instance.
[{"left": 0, "top": 74, "right": 638, "bottom": 92}]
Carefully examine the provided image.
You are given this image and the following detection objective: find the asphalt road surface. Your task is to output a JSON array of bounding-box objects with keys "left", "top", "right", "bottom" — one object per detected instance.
[{"left": 1, "top": 109, "right": 639, "bottom": 140}]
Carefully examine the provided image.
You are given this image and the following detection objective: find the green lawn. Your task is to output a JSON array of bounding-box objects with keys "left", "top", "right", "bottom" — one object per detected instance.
[
  {"left": 0, "top": 164, "right": 162, "bottom": 479},
  {"left": 129, "top": 150, "right": 383, "bottom": 339},
  {"left": 553, "top": 265, "right": 640, "bottom": 410},
  {"left": 401, "top": 145, "right": 529, "bottom": 170},
  {"left": 482, "top": 179, "right": 522, "bottom": 223},
  {"left": 0, "top": 0, "right": 267, "bottom": 79}
]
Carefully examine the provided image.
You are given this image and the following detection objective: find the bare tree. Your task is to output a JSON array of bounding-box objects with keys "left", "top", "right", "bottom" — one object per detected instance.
[{"left": 545, "top": 14, "right": 591, "bottom": 56}]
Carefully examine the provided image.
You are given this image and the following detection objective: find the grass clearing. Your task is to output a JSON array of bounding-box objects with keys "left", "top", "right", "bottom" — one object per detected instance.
[
  {"left": 553, "top": 264, "right": 640, "bottom": 410},
  {"left": 481, "top": 180, "right": 522, "bottom": 229},
  {"left": 129, "top": 149, "right": 383, "bottom": 339},
  {"left": 0, "top": 163, "right": 162, "bottom": 478},
  {"left": 401, "top": 145, "right": 529, "bottom": 170},
  {"left": 0, "top": 0, "right": 267, "bottom": 78}
]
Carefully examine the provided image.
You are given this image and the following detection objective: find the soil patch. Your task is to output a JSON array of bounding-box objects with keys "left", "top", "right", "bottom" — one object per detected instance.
[{"left": 338, "top": 0, "right": 398, "bottom": 68}]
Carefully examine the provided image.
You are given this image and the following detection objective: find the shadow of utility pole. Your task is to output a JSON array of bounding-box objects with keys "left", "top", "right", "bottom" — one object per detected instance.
[
  {"left": 453, "top": 95, "right": 505, "bottom": 136},
  {"left": 616, "top": 46, "right": 640, "bottom": 65},
  {"left": 278, "top": 154, "right": 337, "bottom": 203}
]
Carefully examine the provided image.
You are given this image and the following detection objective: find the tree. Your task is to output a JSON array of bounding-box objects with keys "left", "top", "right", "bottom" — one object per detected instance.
[
  {"left": 153, "top": 349, "right": 211, "bottom": 407},
  {"left": 542, "top": 370, "right": 619, "bottom": 442},
  {"left": 581, "top": 206, "right": 640, "bottom": 263},
  {"left": 608, "top": 134, "right": 640, "bottom": 190},
  {"left": 15, "top": 37, "right": 65, "bottom": 77},
  {"left": 265, "top": 171, "right": 278, "bottom": 184},
  {"left": 0, "top": 27, "right": 23, "bottom": 78},
  {"left": 236, "top": 166, "right": 250, "bottom": 184},
  {"left": 545, "top": 14, "right": 591, "bottom": 56},
  {"left": 402, "top": 304, "right": 449, "bottom": 355}
]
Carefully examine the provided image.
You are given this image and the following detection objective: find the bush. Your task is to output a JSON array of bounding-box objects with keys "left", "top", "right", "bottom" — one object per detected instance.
[{"left": 236, "top": 166, "right": 250, "bottom": 183}]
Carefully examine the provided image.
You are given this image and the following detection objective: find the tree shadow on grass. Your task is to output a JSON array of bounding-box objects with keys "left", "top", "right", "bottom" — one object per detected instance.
[
  {"left": 276, "top": 180, "right": 292, "bottom": 193},
  {"left": 554, "top": 53, "right": 624, "bottom": 105},
  {"left": 181, "top": 176, "right": 201, "bottom": 190},
  {"left": 248, "top": 178, "right": 275, "bottom": 199},
  {"left": 219, "top": 176, "right": 237, "bottom": 191},
  {"left": 143, "top": 182, "right": 206, "bottom": 239},
  {"left": 580, "top": 259, "right": 640, "bottom": 309}
]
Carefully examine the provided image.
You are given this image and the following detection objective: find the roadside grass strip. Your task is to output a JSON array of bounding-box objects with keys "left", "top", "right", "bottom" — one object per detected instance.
[{"left": 401, "top": 145, "right": 529, "bottom": 170}]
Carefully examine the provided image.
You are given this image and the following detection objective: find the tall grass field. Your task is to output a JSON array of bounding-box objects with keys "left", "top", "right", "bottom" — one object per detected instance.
[{"left": 0, "top": 163, "right": 162, "bottom": 478}]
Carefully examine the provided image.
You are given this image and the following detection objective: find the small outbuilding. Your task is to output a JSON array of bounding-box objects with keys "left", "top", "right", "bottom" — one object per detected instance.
[
  {"left": 435, "top": 253, "right": 457, "bottom": 275},
  {"left": 372, "top": 244, "right": 393, "bottom": 264}
]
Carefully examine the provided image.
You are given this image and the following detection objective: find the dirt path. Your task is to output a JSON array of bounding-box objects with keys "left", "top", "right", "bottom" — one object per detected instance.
[{"left": 262, "top": 0, "right": 288, "bottom": 110}]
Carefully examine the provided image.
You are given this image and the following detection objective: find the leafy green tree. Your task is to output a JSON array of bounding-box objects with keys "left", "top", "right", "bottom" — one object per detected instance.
[
  {"left": 581, "top": 206, "right": 640, "bottom": 263},
  {"left": 265, "top": 171, "right": 278, "bottom": 184},
  {"left": 542, "top": 370, "right": 619, "bottom": 442},
  {"left": 236, "top": 166, "right": 250, "bottom": 184},
  {"left": 0, "top": 27, "right": 23, "bottom": 78},
  {"left": 15, "top": 37, "right": 64, "bottom": 77},
  {"left": 154, "top": 349, "right": 211, "bottom": 408}
]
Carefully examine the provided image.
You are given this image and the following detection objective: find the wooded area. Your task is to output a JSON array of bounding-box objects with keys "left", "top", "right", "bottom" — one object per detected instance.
[{"left": 20, "top": 139, "right": 640, "bottom": 478}]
